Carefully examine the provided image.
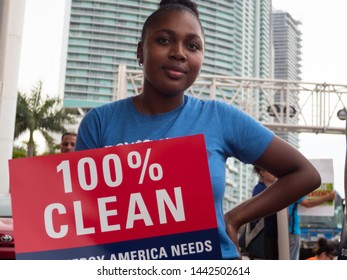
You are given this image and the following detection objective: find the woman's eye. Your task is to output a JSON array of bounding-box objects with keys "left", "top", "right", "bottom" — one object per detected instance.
[
  {"left": 187, "top": 43, "right": 200, "bottom": 51},
  {"left": 157, "top": 37, "right": 170, "bottom": 45}
]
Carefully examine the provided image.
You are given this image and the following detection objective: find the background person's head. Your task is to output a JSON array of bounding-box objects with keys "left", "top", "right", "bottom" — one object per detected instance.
[
  {"left": 253, "top": 166, "right": 277, "bottom": 186},
  {"left": 315, "top": 244, "right": 337, "bottom": 260},
  {"left": 313, "top": 238, "right": 337, "bottom": 260},
  {"left": 137, "top": 0, "right": 205, "bottom": 97},
  {"left": 60, "top": 132, "right": 77, "bottom": 153}
]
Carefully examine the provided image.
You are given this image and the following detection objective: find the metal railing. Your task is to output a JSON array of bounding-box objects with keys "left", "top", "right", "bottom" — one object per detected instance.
[{"left": 117, "top": 65, "right": 347, "bottom": 134}]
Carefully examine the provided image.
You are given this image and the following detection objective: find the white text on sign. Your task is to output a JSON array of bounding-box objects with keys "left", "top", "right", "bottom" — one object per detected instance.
[
  {"left": 44, "top": 150, "right": 185, "bottom": 239},
  {"left": 57, "top": 149, "right": 163, "bottom": 192}
]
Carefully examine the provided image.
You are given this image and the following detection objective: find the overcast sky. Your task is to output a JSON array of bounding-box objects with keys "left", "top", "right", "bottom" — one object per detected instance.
[
  {"left": 272, "top": 0, "right": 347, "bottom": 198},
  {"left": 17, "top": 0, "right": 347, "bottom": 197}
]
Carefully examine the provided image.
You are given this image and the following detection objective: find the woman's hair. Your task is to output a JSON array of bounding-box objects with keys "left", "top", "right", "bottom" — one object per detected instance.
[
  {"left": 314, "top": 238, "right": 337, "bottom": 257},
  {"left": 316, "top": 244, "right": 337, "bottom": 257},
  {"left": 253, "top": 166, "right": 265, "bottom": 182},
  {"left": 317, "top": 237, "right": 328, "bottom": 248},
  {"left": 140, "top": 0, "right": 204, "bottom": 41},
  {"left": 253, "top": 166, "right": 262, "bottom": 176}
]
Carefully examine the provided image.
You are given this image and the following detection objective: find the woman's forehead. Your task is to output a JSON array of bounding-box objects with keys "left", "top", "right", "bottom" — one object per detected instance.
[{"left": 146, "top": 10, "right": 203, "bottom": 38}]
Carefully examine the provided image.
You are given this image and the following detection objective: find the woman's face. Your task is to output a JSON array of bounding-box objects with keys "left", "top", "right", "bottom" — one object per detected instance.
[{"left": 138, "top": 10, "right": 204, "bottom": 97}]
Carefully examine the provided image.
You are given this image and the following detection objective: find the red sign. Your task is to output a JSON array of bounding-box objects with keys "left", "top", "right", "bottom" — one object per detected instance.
[{"left": 9, "top": 134, "right": 221, "bottom": 259}]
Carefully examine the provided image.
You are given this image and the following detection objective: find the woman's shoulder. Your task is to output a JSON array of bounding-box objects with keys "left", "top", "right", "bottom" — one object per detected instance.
[
  {"left": 185, "top": 96, "right": 256, "bottom": 126},
  {"left": 82, "top": 97, "right": 133, "bottom": 123},
  {"left": 88, "top": 97, "right": 132, "bottom": 114},
  {"left": 97, "top": 97, "right": 131, "bottom": 110},
  {"left": 186, "top": 95, "right": 236, "bottom": 110}
]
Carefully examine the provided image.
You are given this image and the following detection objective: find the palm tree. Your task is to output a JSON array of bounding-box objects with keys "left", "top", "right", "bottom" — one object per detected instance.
[{"left": 14, "top": 81, "right": 76, "bottom": 157}]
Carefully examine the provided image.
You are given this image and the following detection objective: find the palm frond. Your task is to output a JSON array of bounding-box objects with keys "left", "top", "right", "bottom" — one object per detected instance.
[{"left": 14, "top": 81, "right": 77, "bottom": 156}]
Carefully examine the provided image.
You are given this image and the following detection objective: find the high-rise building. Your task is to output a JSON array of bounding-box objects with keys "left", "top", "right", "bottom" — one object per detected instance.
[
  {"left": 60, "top": 0, "right": 272, "bottom": 210},
  {"left": 271, "top": 10, "right": 302, "bottom": 148}
]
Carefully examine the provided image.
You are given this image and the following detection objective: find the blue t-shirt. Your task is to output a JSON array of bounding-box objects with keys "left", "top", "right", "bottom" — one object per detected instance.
[
  {"left": 288, "top": 196, "right": 306, "bottom": 235},
  {"left": 75, "top": 95, "right": 274, "bottom": 259}
]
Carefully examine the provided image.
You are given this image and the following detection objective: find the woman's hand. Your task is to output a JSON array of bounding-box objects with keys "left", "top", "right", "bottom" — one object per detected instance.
[{"left": 224, "top": 210, "right": 242, "bottom": 259}]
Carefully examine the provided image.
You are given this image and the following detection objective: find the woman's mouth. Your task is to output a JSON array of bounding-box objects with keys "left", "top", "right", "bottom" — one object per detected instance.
[
  {"left": 165, "top": 69, "right": 185, "bottom": 79},
  {"left": 163, "top": 66, "right": 187, "bottom": 79}
]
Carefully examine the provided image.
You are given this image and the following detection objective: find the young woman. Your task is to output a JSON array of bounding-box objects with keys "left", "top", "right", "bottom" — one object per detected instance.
[{"left": 75, "top": 0, "right": 321, "bottom": 259}]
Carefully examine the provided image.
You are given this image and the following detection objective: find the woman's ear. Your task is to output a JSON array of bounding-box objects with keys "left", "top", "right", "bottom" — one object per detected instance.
[{"left": 137, "top": 42, "right": 144, "bottom": 65}]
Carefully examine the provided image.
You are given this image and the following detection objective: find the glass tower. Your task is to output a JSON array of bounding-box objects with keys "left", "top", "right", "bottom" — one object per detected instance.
[{"left": 271, "top": 10, "right": 302, "bottom": 148}]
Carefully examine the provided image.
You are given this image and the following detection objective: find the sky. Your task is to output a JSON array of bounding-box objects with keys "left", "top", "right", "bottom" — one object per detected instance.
[
  {"left": 272, "top": 0, "right": 347, "bottom": 198},
  {"left": 17, "top": 0, "right": 347, "bottom": 197}
]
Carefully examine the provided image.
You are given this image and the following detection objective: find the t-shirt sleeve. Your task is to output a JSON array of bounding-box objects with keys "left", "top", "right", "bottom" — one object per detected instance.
[
  {"left": 75, "top": 109, "right": 102, "bottom": 151},
  {"left": 217, "top": 101, "right": 274, "bottom": 164}
]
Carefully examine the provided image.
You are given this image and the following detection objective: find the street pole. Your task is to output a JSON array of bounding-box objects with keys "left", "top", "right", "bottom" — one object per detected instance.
[
  {"left": 277, "top": 209, "right": 290, "bottom": 259},
  {"left": 345, "top": 117, "right": 347, "bottom": 216},
  {"left": 336, "top": 109, "right": 347, "bottom": 259}
]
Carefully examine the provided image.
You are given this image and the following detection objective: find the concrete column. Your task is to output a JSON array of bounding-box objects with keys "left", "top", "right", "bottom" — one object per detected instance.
[
  {"left": 0, "top": 0, "right": 26, "bottom": 193},
  {"left": 277, "top": 208, "right": 290, "bottom": 259}
]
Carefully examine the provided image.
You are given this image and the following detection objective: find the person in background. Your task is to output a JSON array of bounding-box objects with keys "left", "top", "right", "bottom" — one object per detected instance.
[
  {"left": 75, "top": 0, "right": 321, "bottom": 259},
  {"left": 249, "top": 167, "right": 278, "bottom": 259},
  {"left": 60, "top": 132, "right": 77, "bottom": 153},
  {"left": 288, "top": 190, "right": 336, "bottom": 260},
  {"left": 306, "top": 237, "right": 337, "bottom": 260}
]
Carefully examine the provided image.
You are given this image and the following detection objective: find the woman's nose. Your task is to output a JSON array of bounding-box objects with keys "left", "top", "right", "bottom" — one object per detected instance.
[{"left": 169, "top": 43, "right": 187, "bottom": 61}]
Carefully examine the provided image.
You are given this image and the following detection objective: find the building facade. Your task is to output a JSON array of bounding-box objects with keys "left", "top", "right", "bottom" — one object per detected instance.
[
  {"left": 60, "top": 0, "right": 273, "bottom": 210},
  {"left": 271, "top": 10, "right": 302, "bottom": 148}
]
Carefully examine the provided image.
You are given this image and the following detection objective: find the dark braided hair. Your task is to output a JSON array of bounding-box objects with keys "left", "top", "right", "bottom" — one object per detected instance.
[
  {"left": 160, "top": 0, "right": 199, "bottom": 17},
  {"left": 313, "top": 237, "right": 337, "bottom": 258},
  {"left": 140, "top": 0, "right": 204, "bottom": 42}
]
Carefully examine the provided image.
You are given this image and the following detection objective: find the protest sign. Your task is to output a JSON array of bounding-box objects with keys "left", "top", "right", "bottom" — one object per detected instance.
[
  {"left": 9, "top": 134, "right": 221, "bottom": 260},
  {"left": 298, "top": 159, "right": 335, "bottom": 216}
]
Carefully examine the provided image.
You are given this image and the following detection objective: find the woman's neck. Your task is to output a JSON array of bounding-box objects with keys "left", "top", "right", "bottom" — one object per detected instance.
[{"left": 136, "top": 92, "right": 184, "bottom": 115}]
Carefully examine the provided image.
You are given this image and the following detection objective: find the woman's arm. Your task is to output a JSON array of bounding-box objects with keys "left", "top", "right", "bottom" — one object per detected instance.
[{"left": 224, "top": 135, "right": 321, "bottom": 247}]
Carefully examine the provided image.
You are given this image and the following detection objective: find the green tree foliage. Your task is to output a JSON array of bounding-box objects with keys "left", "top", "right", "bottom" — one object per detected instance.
[
  {"left": 12, "top": 145, "right": 27, "bottom": 158},
  {"left": 14, "top": 81, "right": 76, "bottom": 157}
]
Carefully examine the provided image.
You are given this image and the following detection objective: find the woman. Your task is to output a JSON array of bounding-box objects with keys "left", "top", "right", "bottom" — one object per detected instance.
[
  {"left": 75, "top": 0, "right": 321, "bottom": 259},
  {"left": 307, "top": 238, "right": 337, "bottom": 260}
]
